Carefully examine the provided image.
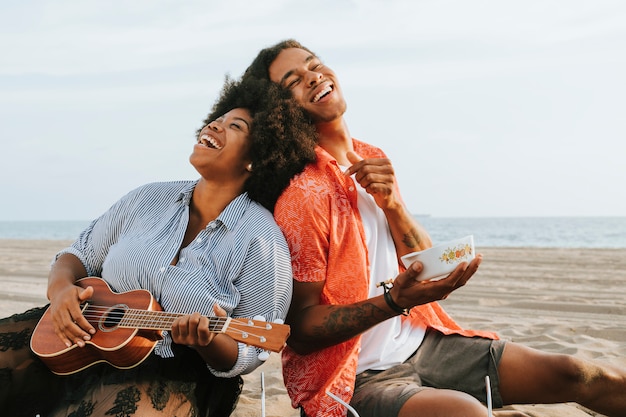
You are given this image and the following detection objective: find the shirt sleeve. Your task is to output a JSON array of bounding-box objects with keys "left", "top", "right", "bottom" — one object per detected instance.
[
  {"left": 209, "top": 210, "right": 293, "bottom": 377},
  {"left": 274, "top": 173, "right": 331, "bottom": 284},
  {"left": 54, "top": 187, "right": 142, "bottom": 275}
]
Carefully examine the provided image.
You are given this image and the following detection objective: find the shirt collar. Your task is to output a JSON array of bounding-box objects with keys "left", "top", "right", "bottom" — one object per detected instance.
[
  {"left": 314, "top": 144, "right": 342, "bottom": 173},
  {"left": 177, "top": 180, "right": 197, "bottom": 206},
  {"left": 176, "top": 180, "right": 252, "bottom": 231},
  {"left": 216, "top": 192, "right": 253, "bottom": 231},
  {"left": 314, "top": 138, "right": 370, "bottom": 169}
]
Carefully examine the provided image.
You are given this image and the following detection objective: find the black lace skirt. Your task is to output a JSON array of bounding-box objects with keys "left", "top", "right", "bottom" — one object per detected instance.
[{"left": 0, "top": 307, "right": 242, "bottom": 417}]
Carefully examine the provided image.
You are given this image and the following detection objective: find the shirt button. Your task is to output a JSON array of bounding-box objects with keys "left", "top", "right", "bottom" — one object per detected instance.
[
  {"left": 159, "top": 266, "right": 166, "bottom": 273},
  {"left": 348, "top": 186, "right": 355, "bottom": 192},
  {"left": 197, "top": 237, "right": 203, "bottom": 243},
  {"left": 180, "top": 257, "right": 185, "bottom": 263}
]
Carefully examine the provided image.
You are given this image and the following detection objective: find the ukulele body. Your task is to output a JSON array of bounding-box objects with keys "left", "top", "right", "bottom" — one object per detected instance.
[{"left": 30, "top": 277, "right": 163, "bottom": 375}]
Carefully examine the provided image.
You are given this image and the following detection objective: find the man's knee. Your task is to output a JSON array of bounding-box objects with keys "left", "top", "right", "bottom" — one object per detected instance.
[
  {"left": 399, "top": 388, "right": 486, "bottom": 417},
  {"left": 547, "top": 353, "right": 617, "bottom": 399}
]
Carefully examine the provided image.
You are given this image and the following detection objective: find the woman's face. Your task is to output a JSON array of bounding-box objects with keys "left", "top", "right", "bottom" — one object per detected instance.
[{"left": 190, "top": 108, "right": 253, "bottom": 182}]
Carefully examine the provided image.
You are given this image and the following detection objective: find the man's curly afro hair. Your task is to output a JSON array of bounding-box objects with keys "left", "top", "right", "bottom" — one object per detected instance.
[
  {"left": 198, "top": 76, "right": 317, "bottom": 212},
  {"left": 243, "top": 39, "right": 315, "bottom": 83}
]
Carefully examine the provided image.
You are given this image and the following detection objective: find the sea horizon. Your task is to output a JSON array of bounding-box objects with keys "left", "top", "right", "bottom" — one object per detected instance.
[{"left": 1, "top": 216, "right": 625, "bottom": 248}]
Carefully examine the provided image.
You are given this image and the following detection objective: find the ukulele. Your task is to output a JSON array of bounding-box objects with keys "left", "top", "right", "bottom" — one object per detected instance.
[{"left": 30, "top": 277, "right": 290, "bottom": 375}]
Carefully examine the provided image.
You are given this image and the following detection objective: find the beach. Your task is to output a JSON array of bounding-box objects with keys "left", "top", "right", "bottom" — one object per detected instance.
[{"left": 1, "top": 239, "right": 624, "bottom": 416}]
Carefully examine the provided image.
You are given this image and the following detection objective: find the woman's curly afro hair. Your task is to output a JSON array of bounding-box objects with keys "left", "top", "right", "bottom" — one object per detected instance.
[{"left": 198, "top": 76, "right": 317, "bottom": 212}]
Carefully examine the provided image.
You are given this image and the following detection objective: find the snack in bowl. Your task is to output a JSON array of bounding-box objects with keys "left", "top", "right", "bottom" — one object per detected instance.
[{"left": 400, "top": 235, "right": 475, "bottom": 281}]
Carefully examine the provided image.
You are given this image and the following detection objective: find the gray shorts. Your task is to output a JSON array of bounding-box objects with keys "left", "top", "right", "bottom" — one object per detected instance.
[{"left": 349, "top": 329, "right": 506, "bottom": 417}]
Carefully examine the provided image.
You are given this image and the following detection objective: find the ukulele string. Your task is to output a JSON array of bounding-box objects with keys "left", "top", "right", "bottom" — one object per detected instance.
[
  {"left": 80, "top": 306, "right": 275, "bottom": 346},
  {"left": 78, "top": 305, "right": 272, "bottom": 335}
]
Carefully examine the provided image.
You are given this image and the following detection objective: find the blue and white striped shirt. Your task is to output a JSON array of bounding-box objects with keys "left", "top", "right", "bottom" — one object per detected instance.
[{"left": 57, "top": 180, "right": 293, "bottom": 377}]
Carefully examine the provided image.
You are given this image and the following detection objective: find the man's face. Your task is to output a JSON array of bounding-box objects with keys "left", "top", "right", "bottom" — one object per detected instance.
[{"left": 268, "top": 47, "right": 347, "bottom": 123}]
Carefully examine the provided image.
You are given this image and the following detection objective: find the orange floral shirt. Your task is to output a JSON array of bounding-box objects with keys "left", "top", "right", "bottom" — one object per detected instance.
[{"left": 275, "top": 140, "right": 498, "bottom": 417}]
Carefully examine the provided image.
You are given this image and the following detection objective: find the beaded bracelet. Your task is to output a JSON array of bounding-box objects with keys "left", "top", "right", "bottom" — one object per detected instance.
[{"left": 377, "top": 280, "right": 410, "bottom": 316}]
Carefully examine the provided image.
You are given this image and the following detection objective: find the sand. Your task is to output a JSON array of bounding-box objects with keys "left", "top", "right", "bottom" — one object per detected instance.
[{"left": 1, "top": 239, "right": 625, "bottom": 417}]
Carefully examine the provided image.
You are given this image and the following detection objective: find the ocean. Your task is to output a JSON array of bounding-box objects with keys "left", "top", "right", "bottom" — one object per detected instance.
[
  {"left": 417, "top": 216, "right": 626, "bottom": 248},
  {"left": 1, "top": 217, "right": 625, "bottom": 248}
]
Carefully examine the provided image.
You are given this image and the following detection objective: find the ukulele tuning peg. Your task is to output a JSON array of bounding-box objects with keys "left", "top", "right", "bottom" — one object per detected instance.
[
  {"left": 273, "top": 318, "right": 285, "bottom": 324},
  {"left": 253, "top": 315, "right": 266, "bottom": 322},
  {"left": 258, "top": 351, "right": 270, "bottom": 361}
]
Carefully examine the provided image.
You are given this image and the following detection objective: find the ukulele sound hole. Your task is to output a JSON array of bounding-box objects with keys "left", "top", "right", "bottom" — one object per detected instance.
[{"left": 98, "top": 304, "right": 128, "bottom": 332}]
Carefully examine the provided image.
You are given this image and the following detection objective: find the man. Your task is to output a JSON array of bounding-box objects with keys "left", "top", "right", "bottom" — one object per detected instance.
[{"left": 243, "top": 40, "right": 626, "bottom": 417}]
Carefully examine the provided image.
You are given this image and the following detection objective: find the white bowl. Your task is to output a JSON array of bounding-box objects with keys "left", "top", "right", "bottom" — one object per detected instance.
[{"left": 400, "top": 235, "right": 475, "bottom": 281}]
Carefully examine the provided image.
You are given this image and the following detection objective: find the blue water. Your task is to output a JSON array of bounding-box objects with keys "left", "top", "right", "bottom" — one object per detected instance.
[
  {"left": 0, "top": 220, "right": 91, "bottom": 240},
  {"left": 0, "top": 217, "right": 625, "bottom": 248},
  {"left": 417, "top": 216, "right": 626, "bottom": 248}
]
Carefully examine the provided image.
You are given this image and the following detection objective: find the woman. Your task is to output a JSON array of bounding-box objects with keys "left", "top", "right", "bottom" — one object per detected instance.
[{"left": 0, "top": 77, "right": 317, "bottom": 417}]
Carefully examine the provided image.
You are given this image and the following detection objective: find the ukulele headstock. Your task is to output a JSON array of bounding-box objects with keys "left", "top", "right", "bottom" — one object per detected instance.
[{"left": 214, "top": 316, "right": 290, "bottom": 353}]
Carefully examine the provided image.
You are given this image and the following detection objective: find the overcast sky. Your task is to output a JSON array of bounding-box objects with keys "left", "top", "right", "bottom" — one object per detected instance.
[{"left": 1, "top": 0, "right": 625, "bottom": 221}]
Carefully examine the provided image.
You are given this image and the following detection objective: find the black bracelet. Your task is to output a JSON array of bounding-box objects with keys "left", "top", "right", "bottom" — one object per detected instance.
[{"left": 381, "top": 282, "right": 410, "bottom": 316}]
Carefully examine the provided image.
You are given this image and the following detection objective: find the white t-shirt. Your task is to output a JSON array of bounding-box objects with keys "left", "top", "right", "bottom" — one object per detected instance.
[{"left": 351, "top": 175, "right": 426, "bottom": 373}]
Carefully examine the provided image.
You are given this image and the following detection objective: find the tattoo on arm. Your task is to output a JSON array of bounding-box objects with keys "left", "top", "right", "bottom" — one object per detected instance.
[
  {"left": 310, "top": 302, "right": 390, "bottom": 340},
  {"left": 402, "top": 227, "right": 421, "bottom": 248}
]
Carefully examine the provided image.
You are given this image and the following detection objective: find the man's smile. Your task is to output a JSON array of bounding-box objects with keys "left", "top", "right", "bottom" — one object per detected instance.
[{"left": 312, "top": 83, "right": 333, "bottom": 103}]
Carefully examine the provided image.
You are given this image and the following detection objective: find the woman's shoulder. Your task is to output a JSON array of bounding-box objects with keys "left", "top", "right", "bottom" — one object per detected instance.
[
  {"left": 235, "top": 199, "right": 286, "bottom": 240},
  {"left": 114, "top": 180, "right": 196, "bottom": 209},
  {"left": 241, "top": 198, "right": 276, "bottom": 224}
]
